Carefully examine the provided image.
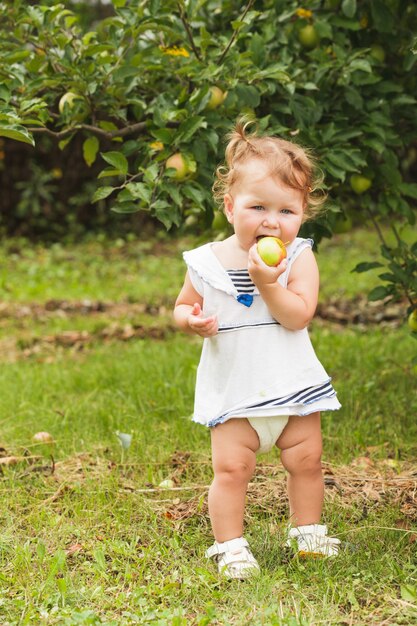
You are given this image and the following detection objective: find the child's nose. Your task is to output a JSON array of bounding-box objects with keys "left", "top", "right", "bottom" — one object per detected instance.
[{"left": 263, "top": 213, "right": 279, "bottom": 228}]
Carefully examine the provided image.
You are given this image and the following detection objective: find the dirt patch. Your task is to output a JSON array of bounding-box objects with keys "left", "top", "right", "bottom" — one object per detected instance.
[
  {"left": 0, "top": 323, "right": 175, "bottom": 362},
  {"left": 0, "top": 295, "right": 408, "bottom": 362},
  {"left": 0, "top": 299, "right": 171, "bottom": 321},
  {"left": 316, "top": 295, "right": 407, "bottom": 328},
  {"left": 0, "top": 295, "right": 407, "bottom": 327}
]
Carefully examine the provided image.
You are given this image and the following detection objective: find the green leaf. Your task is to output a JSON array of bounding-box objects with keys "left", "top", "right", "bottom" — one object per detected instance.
[
  {"left": 392, "top": 95, "right": 417, "bottom": 106},
  {"left": 331, "top": 16, "right": 361, "bottom": 30},
  {"left": 234, "top": 84, "right": 261, "bottom": 108},
  {"left": 152, "top": 200, "right": 178, "bottom": 229},
  {"left": 399, "top": 183, "right": 417, "bottom": 200},
  {"left": 249, "top": 33, "right": 265, "bottom": 67},
  {"left": 101, "top": 151, "right": 128, "bottom": 175},
  {"left": 349, "top": 59, "right": 372, "bottom": 74},
  {"left": 326, "top": 151, "right": 362, "bottom": 173},
  {"left": 368, "top": 286, "right": 390, "bottom": 301},
  {"left": 111, "top": 202, "right": 139, "bottom": 214},
  {"left": 168, "top": 186, "right": 182, "bottom": 206},
  {"left": 83, "top": 136, "right": 99, "bottom": 167},
  {"left": 400, "top": 584, "right": 417, "bottom": 603},
  {"left": 125, "top": 182, "right": 152, "bottom": 204},
  {"left": 362, "top": 138, "right": 385, "bottom": 154},
  {"left": 142, "top": 163, "right": 159, "bottom": 184},
  {"left": 183, "top": 185, "right": 206, "bottom": 205},
  {"left": 176, "top": 116, "right": 206, "bottom": 143},
  {"left": 98, "top": 168, "right": 122, "bottom": 179},
  {"left": 92, "top": 186, "right": 115, "bottom": 202},
  {"left": 151, "top": 128, "right": 174, "bottom": 143},
  {"left": 370, "top": 0, "right": 394, "bottom": 33},
  {"left": 256, "top": 64, "right": 291, "bottom": 83},
  {"left": 352, "top": 262, "right": 383, "bottom": 273},
  {"left": 0, "top": 126, "right": 34, "bottom": 146},
  {"left": 323, "top": 159, "right": 346, "bottom": 181},
  {"left": 378, "top": 273, "right": 396, "bottom": 282},
  {"left": 58, "top": 134, "right": 75, "bottom": 151}
]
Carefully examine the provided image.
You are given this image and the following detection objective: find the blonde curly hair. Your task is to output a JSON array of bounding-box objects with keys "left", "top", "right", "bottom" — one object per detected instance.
[{"left": 212, "top": 118, "right": 326, "bottom": 221}]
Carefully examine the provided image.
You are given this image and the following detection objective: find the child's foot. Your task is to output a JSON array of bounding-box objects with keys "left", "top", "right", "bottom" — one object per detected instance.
[
  {"left": 286, "top": 524, "right": 340, "bottom": 557},
  {"left": 205, "top": 537, "right": 260, "bottom": 579}
]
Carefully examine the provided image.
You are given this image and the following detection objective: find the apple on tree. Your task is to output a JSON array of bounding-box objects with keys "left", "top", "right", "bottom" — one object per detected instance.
[
  {"left": 58, "top": 92, "right": 88, "bottom": 121},
  {"left": 257, "top": 237, "right": 287, "bottom": 267},
  {"left": 298, "top": 25, "right": 320, "bottom": 50},
  {"left": 207, "top": 86, "right": 227, "bottom": 110},
  {"left": 408, "top": 310, "right": 417, "bottom": 333},
  {"left": 370, "top": 44, "right": 385, "bottom": 63},
  {"left": 350, "top": 174, "right": 372, "bottom": 195},
  {"left": 166, "top": 153, "right": 191, "bottom": 181}
]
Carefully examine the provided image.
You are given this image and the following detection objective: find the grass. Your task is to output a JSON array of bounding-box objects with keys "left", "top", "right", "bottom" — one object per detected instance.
[
  {"left": 0, "top": 227, "right": 416, "bottom": 625},
  {"left": 0, "top": 223, "right": 414, "bottom": 305}
]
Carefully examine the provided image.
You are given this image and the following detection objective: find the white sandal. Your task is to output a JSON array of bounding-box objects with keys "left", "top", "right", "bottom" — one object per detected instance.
[
  {"left": 205, "top": 537, "right": 260, "bottom": 579},
  {"left": 286, "top": 524, "right": 340, "bottom": 557}
]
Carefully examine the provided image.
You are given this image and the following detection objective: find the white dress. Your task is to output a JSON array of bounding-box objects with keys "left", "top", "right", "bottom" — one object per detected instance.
[{"left": 183, "top": 237, "right": 341, "bottom": 428}]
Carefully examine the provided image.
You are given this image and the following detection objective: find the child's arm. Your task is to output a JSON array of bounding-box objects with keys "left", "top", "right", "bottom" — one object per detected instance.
[
  {"left": 248, "top": 245, "right": 319, "bottom": 331},
  {"left": 174, "top": 271, "right": 218, "bottom": 337}
]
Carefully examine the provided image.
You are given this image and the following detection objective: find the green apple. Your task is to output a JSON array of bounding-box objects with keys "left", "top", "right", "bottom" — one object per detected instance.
[
  {"left": 257, "top": 237, "right": 287, "bottom": 267},
  {"left": 166, "top": 153, "right": 190, "bottom": 180},
  {"left": 350, "top": 174, "right": 372, "bottom": 195},
  {"left": 207, "top": 86, "right": 226, "bottom": 110},
  {"left": 408, "top": 310, "right": 417, "bottom": 333},
  {"left": 298, "top": 25, "right": 320, "bottom": 50},
  {"left": 58, "top": 92, "right": 89, "bottom": 122},
  {"left": 370, "top": 44, "right": 385, "bottom": 63},
  {"left": 59, "top": 92, "right": 84, "bottom": 113}
]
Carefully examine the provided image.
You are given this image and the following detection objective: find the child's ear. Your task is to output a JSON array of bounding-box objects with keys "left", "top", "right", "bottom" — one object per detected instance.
[{"left": 224, "top": 194, "right": 234, "bottom": 223}]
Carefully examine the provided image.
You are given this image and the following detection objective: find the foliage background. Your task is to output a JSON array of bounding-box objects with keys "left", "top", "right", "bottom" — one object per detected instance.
[{"left": 0, "top": 0, "right": 416, "bottom": 310}]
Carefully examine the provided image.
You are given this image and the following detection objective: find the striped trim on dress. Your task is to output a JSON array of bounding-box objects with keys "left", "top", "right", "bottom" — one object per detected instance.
[
  {"left": 227, "top": 269, "right": 255, "bottom": 293},
  {"left": 245, "top": 381, "right": 337, "bottom": 410}
]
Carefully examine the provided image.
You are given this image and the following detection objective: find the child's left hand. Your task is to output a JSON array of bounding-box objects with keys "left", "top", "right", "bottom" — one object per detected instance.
[{"left": 247, "top": 243, "right": 288, "bottom": 286}]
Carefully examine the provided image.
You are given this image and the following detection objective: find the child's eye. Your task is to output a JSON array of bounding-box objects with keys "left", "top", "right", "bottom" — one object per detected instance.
[
  {"left": 281, "top": 208, "right": 292, "bottom": 214},
  {"left": 252, "top": 205, "right": 265, "bottom": 211}
]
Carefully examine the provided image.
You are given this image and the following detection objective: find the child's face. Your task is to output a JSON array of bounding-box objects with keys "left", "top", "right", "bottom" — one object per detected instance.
[{"left": 223, "top": 158, "right": 304, "bottom": 251}]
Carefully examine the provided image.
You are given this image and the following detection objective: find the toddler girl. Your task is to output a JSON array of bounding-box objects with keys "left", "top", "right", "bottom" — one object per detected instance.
[{"left": 174, "top": 120, "right": 341, "bottom": 579}]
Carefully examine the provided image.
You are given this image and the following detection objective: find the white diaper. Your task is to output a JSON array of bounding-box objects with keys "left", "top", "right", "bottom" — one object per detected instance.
[{"left": 248, "top": 416, "right": 289, "bottom": 454}]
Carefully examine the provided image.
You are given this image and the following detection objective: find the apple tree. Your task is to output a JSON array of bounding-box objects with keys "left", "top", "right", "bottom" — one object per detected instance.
[{"left": 0, "top": 0, "right": 416, "bottom": 320}]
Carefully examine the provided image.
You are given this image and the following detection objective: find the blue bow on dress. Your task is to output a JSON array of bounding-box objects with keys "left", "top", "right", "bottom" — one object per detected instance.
[{"left": 236, "top": 294, "right": 254, "bottom": 307}]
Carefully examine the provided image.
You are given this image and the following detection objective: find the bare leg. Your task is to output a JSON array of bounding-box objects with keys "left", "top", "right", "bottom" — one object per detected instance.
[
  {"left": 208, "top": 418, "right": 259, "bottom": 542},
  {"left": 276, "top": 412, "right": 323, "bottom": 526}
]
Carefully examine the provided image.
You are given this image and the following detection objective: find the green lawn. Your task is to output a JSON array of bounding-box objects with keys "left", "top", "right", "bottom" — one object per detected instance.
[
  {"left": 1, "top": 224, "right": 413, "bottom": 305},
  {"left": 0, "top": 228, "right": 416, "bottom": 625}
]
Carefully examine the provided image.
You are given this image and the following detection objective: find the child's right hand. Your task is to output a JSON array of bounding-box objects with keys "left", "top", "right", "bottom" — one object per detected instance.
[{"left": 187, "top": 303, "right": 218, "bottom": 337}]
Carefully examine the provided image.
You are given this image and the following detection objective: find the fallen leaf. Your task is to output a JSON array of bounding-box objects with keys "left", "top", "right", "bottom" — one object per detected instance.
[{"left": 66, "top": 543, "right": 83, "bottom": 556}]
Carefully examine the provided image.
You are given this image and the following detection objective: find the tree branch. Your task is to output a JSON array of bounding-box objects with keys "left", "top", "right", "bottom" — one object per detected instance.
[
  {"left": 177, "top": 2, "right": 203, "bottom": 62},
  {"left": 217, "top": 0, "right": 255, "bottom": 65},
  {"left": 28, "top": 121, "right": 147, "bottom": 141},
  {"left": 366, "top": 206, "right": 388, "bottom": 248}
]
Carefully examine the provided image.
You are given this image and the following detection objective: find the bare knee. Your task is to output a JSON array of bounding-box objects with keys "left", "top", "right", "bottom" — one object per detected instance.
[
  {"left": 214, "top": 458, "right": 255, "bottom": 486},
  {"left": 281, "top": 441, "right": 322, "bottom": 476}
]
